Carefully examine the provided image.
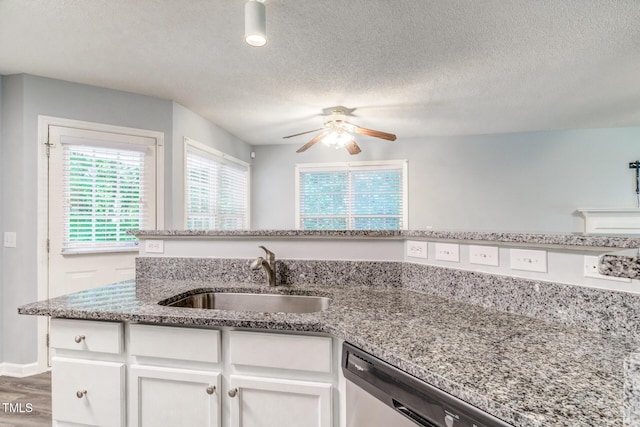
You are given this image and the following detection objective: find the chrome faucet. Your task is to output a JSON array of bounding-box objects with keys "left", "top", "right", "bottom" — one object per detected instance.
[{"left": 250, "top": 245, "right": 276, "bottom": 286}]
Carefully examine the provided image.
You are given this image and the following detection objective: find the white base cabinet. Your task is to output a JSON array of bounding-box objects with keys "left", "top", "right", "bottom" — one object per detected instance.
[
  {"left": 229, "top": 375, "right": 332, "bottom": 427},
  {"left": 50, "top": 320, "right": 340, "bottom": 427},
  {"left": 130, "top": 365, "right": 221, "bottom": 427}
]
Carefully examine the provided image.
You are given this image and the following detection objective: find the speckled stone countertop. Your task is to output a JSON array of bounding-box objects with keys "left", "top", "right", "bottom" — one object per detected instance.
[
  {"left": 601, "top": 249, "right": 640, "bottom": 279},
  {"left": 132, "top": 229, "right": 640, "bottom": 248},
  {"left": 19, "top": 279, "right": 639, "bottom": 427}
]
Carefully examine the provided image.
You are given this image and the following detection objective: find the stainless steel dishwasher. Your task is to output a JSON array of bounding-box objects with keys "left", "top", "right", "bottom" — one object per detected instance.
[{"left": 342, "top": 343, "right": 513, "bottom": 427}]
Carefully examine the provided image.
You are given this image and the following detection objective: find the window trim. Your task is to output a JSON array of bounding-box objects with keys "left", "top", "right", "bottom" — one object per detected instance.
[
  {"left": 294, "top": 160, "right": 408, "bottom": 230},
  {"left": 183, "top": 137, "right": 251, "bottom": 229}
]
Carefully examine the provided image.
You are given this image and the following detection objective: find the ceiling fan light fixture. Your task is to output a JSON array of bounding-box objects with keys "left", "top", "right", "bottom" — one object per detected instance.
[
  {"left": 322, "top": 131, "right": 353, "bottom": 148},
  {"left": 245, "top": 0, "right": 267, "bottom": 47}
]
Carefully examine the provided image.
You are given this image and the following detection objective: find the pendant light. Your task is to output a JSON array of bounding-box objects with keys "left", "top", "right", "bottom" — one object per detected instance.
[{"left": 245, "top": 0, "right": 266, "bottom": 47}]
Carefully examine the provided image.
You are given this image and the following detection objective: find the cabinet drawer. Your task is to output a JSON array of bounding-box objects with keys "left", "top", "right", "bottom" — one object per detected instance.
[
  {"left": 130, "top": 324, "right": 221, "bottom": 363},
  {"left": 229, "top": 331, "right": 332, "bottom": 373},
  {"left": 50, "top": 319, "right": 123, "bottom": 354},
  {"left": 52, "top": 357, "right": 125, "bottom": 427}
]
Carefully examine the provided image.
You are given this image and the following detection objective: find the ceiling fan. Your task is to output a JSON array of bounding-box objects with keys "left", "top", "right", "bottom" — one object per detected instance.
[{"left": 283, "top": 108, "right": 397, "bottom": 155}]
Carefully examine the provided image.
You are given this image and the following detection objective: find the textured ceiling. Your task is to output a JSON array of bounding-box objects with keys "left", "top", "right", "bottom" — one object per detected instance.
[{"left": 0, "top": 0, "right": 639, "bottom": 145}]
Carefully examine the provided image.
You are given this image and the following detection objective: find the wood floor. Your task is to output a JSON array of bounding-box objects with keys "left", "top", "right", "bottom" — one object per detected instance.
[{"left": 0, "top": 372, "right": 51, "bottom": 427}]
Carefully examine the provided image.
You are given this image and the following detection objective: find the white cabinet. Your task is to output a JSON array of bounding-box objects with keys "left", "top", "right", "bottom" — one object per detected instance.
[
  {"left": 130, "top": 365, "right": 221, "bottom": 427},
  {"left": 50, "top": 319, "right": 125, "bottom": 427},
  {"left": 128, "top": 324, "right": 222, "bottom": 427},
  {"left": 50, "top": 321, "right": 339, "bottom": 427},
  {"left": 229, "top": 375, "right": 332, "bottom": 427}
]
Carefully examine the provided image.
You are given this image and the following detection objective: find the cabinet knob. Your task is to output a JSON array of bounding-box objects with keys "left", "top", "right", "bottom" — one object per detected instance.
[
  {"left": 76, "top": 390, "right": 87, "bottom": 399},
  {"left": 206, "top": 386, "right": 216, "bottom": 395},
  {"left": 74, "top": 335, "right": 86, "bottom": 343},
  {"left": 228, "top": 388, "right": 238, "bottom": 398}
]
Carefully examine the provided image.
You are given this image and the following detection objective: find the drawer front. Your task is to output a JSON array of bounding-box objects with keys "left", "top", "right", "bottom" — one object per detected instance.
[
  {"left": 229, "top": 331, "right": 332, "bottom": 373},
  {"left": 129, "top": 324, "right": 221, "bottom": 363},
  {"left": 50, "top": 319, "right": 123, "bottom": 354},
  {"left": 52, "top": 357, "right": 125, "bottom": 427}
]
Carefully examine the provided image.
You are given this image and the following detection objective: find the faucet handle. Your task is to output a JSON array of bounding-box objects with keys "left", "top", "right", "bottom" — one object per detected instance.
[{"left": 258, "top": 245, "right": 275, "bottom": 261}]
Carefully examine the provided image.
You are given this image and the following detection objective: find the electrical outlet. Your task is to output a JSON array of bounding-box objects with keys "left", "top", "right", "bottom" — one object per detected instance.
[
  {"left": 509, "top": 249, "right": 547, "bottom": 272},
  {"left": 3, "top": 232, "right": 16, "bottom": 248},
  {"left": 584, "top": 255, "right": 631, "bottom": 282},
  {"left": 435, "top": 243, "right": 459, "bottom": 262},
  {"left": 406, "top": 240, "right": 427, "bottom": 259},
  {"left": 144, "top": 239, "right": 164, "bottom": 254},
  {"left": 469, "top": 245, "right": 499, "bottom": 266}
]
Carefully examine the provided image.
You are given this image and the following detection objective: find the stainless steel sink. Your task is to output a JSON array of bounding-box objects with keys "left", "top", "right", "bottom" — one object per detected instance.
[{"left": 163, "top": 292, "right": 330, "bottom": 313}]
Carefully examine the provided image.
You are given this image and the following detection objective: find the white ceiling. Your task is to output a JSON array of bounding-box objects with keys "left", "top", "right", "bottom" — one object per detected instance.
[{"left": 1, "top": 0, "right": 639, "bottom": 145}]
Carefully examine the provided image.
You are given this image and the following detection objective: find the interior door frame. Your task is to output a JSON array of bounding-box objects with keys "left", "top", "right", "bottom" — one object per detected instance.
[{"left": 36, "top": 115, "right": 165, "bottom": 372}]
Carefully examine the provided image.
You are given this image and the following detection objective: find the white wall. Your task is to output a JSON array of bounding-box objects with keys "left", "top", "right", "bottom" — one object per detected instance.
[
  {"left": 251, "top": 127, "right": 640, "bottom": 231},
  {"left": 2, "top": 74, "right": 174, "bottom": 365},
  {"left": 171, "top": 102, "right": 253, "bottom": 227}
]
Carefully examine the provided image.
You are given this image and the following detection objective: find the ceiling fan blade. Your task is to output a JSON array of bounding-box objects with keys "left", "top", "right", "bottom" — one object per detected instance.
[
  {"left": 296, "top": 132, "right": 328, "bottom": 153},
  {"left": 283, "top": 128, "right": 324, "bottom": 139},
  {"left": 345, "top": 140, "right": 361, "bottom": 155},
  {"left": 353, "top": 126, "right": 397, "bottom": 141}
]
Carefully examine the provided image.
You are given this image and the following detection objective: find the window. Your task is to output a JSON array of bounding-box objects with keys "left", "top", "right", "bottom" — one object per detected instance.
[
  {"left": 61, "top": 137, "right": 156, "bottom": 252},
  {"left": 295, "top": 160, "right": 407, "bottom": 230},
  {"left": 185, "top": 138, "right": 250, "bottom": 230}
]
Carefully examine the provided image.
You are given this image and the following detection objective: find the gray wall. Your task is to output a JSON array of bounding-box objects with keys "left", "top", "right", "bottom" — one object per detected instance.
[
  {"left": 2, "top": 74, "right": 174, "bottom": 364},
  {"left": 251, "top": 127, "right": 640, "bottom": 232},
  {"left": 0, "top": 74, "right": 4, "bottom": 362},
  {"left": 171, "top": 102, "right": 253, "bottom": 227}
]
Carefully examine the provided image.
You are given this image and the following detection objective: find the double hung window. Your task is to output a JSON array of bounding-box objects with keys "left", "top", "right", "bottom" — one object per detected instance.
[
  {"left": 185, "top": 138, "right": 250, "bottom": 230},
  {"left": 295, "top": 160, "right": 407, "bottom": 230}
]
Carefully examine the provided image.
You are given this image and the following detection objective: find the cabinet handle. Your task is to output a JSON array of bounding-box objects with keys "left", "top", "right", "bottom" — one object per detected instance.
[
  {"left": 206, "top": 386, "right": 216, "bottom": 395},
  {"left": 76, "top": 390, "right": 87, "bottom": 399},
  {"left": 74, "top": 335, "right": 85, "bottom": 343},
  {"left": 228, "top": 388, "right": 238, "bottom": 398}
]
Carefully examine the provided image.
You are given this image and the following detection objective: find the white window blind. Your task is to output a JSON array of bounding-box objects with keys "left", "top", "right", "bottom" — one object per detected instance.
[
  {"left": 296, "top": 161, "right": 407, "bottom": 230},
  {"left": 185, "top": 142, "right": 249, "bottom": 230},
  {"left": 62, "top": 143, "right": 147, "bottom": 252}
]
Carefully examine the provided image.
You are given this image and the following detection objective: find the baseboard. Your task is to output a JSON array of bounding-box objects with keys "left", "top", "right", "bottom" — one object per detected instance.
[{"left": 0, "top": 362, "right": 42, "bottom": 377}]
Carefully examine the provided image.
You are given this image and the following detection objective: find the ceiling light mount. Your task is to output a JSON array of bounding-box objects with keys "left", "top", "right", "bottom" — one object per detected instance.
[{"left": 245, "top": 0, "right": 266, "bottom": 47}]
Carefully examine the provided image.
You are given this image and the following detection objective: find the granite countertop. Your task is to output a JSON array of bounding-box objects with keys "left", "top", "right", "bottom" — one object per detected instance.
[
  {"left": 19, "top": 279, "right": 639, "bottom": 427},
  {"left": 600, "top": 249, "right": 640, "bottom": 279},
  {"left": 132, "top": 229, "right": 640, "bottom": 248}
]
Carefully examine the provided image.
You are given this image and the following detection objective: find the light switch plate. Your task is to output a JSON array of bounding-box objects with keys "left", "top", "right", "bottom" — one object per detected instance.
[
  {"left": 144, "top": 239, "right": 164, "bottom": 254},
  {"left": 469, "top": 245, "right": 499, "bottom": 266},
  {"left": 406, "top": 241, "right": 427, "bottom": 258},
  {"left": 435, "top": 243, "right": 460, "bottom": 262},
  {"left": 509, "top": 249, "right": 547, "bottom": 272},
  {"left": 3, "top": 232, "right": 16, "bottom": 248},
  {"left": 584, "top": 255, "right": 631, "bottom": 282}
]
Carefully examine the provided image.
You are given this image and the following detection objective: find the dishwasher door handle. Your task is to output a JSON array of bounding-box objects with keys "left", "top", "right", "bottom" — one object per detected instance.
[{"left": 393, "top": 400, "right": 441, "bottom": 427}]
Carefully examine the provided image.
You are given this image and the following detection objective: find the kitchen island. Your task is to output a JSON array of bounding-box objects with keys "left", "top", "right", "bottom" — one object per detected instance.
[{"left": 20, "top": 277, "right": 640, "bottom": 427}]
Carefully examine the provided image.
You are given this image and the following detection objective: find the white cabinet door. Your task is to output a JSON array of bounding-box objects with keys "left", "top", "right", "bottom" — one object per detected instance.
[
  {"left": 52, "top": 357, "right": 125, "bottom": 427},
  {"left": 229, "top": 374, "right": 332, "bottom": 427},
  {"left": 130, "top": 365, "right": 221, "bottom": 427}
]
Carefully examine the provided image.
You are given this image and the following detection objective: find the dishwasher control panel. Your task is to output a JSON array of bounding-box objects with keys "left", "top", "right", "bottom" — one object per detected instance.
[{"left": 342, "top": 343, "right": 513, "bottom": 427}]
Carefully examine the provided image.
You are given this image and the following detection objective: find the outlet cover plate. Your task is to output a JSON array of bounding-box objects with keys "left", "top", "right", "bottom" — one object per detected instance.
[
  {"left": 469, "top": 245, "right": 499, "bottom": 266},
  {"left": 144, "top": 239, "right": 164, "bottom": 254},
  {"left": 435, "top": 243, "right": 460, "bottom": 262},
  {"left": 584, "top": 255, "right": 631, "bottom": 282},
  {"left": 3, "top": 232, "right": 16, "bottom": 248},
  {"left": 406, "top": 241, "right": 427, "bottom": 259},
  {"left": 509, "top": 249, "right": 547, "bottom": 272}
]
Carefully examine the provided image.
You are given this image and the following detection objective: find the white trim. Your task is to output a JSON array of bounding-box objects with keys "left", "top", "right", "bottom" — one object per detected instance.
[
  {"left": 0, "top": 362, "right": 44, "bottom": 378},
  {"left": 294, "top": 159, "right": 409, "bottom": 230},
  {"left": 184, "top": 137, "right": 250, "bottom": 167},
  {"left": 183, "top": 137, "right": 251, "bottom": 229},
  {"left": 36, "top": 115, "right": 165, "bottom": 372}
]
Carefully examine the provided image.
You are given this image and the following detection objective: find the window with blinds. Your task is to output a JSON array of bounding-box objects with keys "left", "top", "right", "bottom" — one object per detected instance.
[
  {"left": 296, "top": 161, "right": 408, "bottom": 230},
  {"left": 63, "top": 143, "right": 147, "bottom": 251},
  {"left": 185, "top": 140, "right": 250, "bottom": 230}
]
